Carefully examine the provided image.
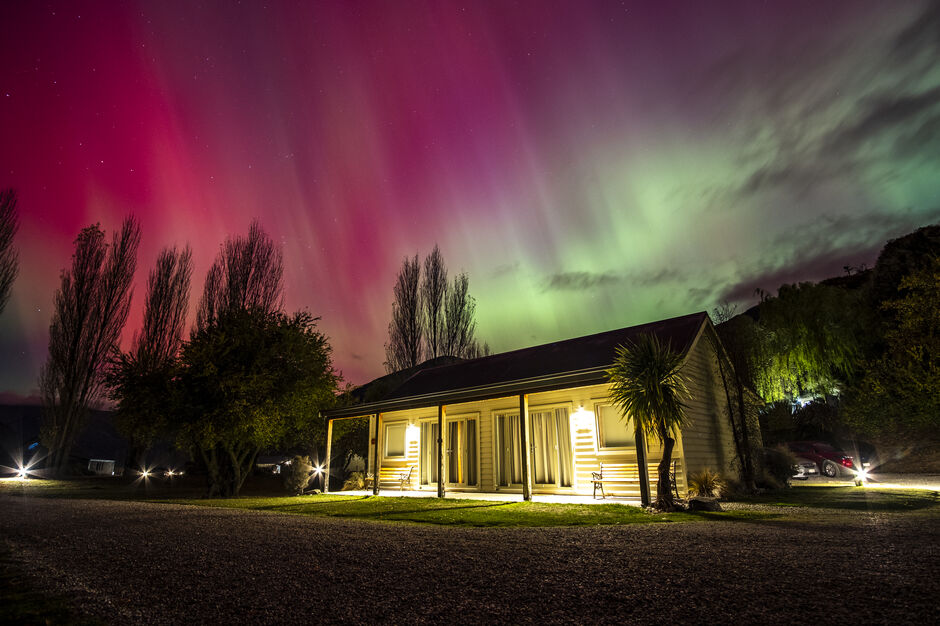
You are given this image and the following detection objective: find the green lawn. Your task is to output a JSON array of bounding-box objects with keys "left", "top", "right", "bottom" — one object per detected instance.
[
  {"left": 161, "top": 493, "right": 776, "bottom": 526},
  {"left": 751, "top": 484, "right": 940, "bottom": 512},
  {"left": 4, "top": 476, "right": 937, "bottom": 527}
]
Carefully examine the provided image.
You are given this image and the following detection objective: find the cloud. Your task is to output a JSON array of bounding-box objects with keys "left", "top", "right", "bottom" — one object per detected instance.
[
  {"left": 544, "top": 271, "right": 622, "bottom": 291},
  {"left": 819, "top": 84, "right": 940, "bottom": 159},
  {"left": 890, "top": 1, "right": 940, "bottom": 65},
  {"left": 490, "top": 262, "right": 520, "bottom": 278},
  {"left": 542, "top": 268, "right": 685, "bottom": 292}
]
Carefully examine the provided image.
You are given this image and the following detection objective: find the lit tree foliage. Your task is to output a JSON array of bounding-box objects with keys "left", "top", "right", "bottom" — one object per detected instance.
[
  {"left": 174, "top": 309, "right": 338, "bottom": 497},
  {"left": 607, "top": 334, "right": 691, "bottom": 511},
  {"left": 40, "top": 218, "right": 141, "bottom": 475},
  {"left": 107, "top": 245, "right": 192, "bottom": 469},
  {"left": 0, "top": 188, "right": 19, "bottom": 316},
  {"left": 754, "top": 282, "right": 863, "bottom": 402}
]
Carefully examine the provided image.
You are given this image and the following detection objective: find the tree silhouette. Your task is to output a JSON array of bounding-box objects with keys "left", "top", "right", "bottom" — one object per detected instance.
[
  {"left": 107, "top": 245, "right": 192, "bottom": 470},
  {"left": 196, "top": 219, "right": 283, "bottom": 331},
  {"left": 384, "top": 254, "right": 422, "bottom": 372},
  {"left": 41, "top": 217, "right": 140, "bottom": 475},
  {"left": 0, "top": 188, "right": 19, "bottom": 316}
]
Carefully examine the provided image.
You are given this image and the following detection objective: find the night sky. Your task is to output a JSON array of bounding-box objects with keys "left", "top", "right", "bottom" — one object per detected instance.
[{"left": 1, "top": 1, "right": 939, "bottom": 398}]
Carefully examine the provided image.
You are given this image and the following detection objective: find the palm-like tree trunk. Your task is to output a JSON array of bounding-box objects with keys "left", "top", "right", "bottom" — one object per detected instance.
[{"left": 656, "top": 423, "right": 677, "bottom": 510}]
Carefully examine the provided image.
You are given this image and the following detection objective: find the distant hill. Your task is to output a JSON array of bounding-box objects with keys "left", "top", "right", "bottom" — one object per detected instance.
[
  {"left": 0, "top": 404, "right": 128, "bottom": 471},
  {"left": 732, "top": 224, "right": 939, "bottom": 323}
]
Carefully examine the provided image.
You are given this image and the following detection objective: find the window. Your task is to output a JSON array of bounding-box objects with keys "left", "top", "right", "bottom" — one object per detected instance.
[
  {"left": 596, "top": 404, "right": 634, "bottom": 449},
  {"left": 384, "top": 423, "right": 407, "bottom": 458}
]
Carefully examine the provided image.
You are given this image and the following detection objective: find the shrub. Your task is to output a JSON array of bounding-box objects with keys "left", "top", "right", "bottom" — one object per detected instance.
[
  {"left": 342, "top": 471, "right": 366, "bottom": 490},
  {"left": 758, "top": 445, "right": 798, "bottom": 489},
  {"left": 283, "top": 455, "right": 313, "bottom": 495},
  {"left": 687, "top": 468, "right": 724, "bottom": 498},
  {"left": 718, "top": 477, "right": 745, "bottom": 500}
]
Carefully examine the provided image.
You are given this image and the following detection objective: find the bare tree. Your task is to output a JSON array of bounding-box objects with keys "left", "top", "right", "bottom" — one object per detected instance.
[
  {"left": 422, "top": 244, "right": 447, "bottom": 359},
  {"left": 442, "top": 272, "right": 480, "bottom": 359},
  {"left": 384, "top": 254, "right": 422, "bottom": 372},
  {"left": 41, "top": 217, "right": 141, "bottom": 475},
  {"left": 108, "top": 245, "right": 192, "bottom": 469},
  {"left": 135, "top": 245, "right": 193, "bottom": 367},
  {"left": 0, "top": 189, "right": 19, "bottom": 316},
  {"left": 196, "top": 220, "right": 283, "bottom": 330}
]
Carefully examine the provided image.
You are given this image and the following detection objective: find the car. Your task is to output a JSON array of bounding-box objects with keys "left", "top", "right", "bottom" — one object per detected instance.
[
  {"left": 786, "top": 441, "right": 856, "bottom": 478},
  {"left": 791, "top": 456, "right": 819, "bottom": 480}
]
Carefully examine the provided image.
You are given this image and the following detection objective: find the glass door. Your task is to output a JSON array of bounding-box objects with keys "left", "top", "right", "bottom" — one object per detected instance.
[
  {"left": 530, "top": 408, "right": 573, "bottom": 488},
  {"left": 495, "top": 412, "right": 522, "bottom": 487},
  {"left": 445, "top": 417, "right": 477, "bottom": 487}
]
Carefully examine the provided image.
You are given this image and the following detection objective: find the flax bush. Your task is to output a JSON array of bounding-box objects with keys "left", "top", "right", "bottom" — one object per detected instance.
[{"left": 687, "top": 468, "right": 724, "bottom": 498}]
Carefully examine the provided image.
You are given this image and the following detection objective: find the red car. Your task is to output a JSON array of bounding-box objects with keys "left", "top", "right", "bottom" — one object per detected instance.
[{"left": 786, "top": 441, "right": 856, "bottom": 478}]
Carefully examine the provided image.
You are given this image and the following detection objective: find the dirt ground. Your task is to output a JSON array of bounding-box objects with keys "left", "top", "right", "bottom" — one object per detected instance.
[{"left": 1, "top": 496, "right": 937, "bottom": 624}]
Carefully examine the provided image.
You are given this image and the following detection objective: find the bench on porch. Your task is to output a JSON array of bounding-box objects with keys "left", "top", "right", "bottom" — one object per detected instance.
[{"left": 591, "top": 460, "right": 682, "bottom": 499}]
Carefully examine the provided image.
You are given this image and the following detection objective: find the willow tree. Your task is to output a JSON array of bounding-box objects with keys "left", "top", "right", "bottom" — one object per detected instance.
[
  {"left": 607, "top": 334, "right": 690, "bottom": 510},
  {"left": 41, "top": 218, "right": 141, "bottom": 475},
  {"left": 755, "top": 282, "right": 862, "bottom": 402},
  {"left": 0, "top": 188, "right": 19, "bottom": 316}
]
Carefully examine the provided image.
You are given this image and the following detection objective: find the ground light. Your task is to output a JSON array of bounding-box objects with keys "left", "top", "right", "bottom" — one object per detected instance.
[
  {"left": 313, "top": 464, "right": 324, "bottom": 491},
  {"left": 853, "top": 467, "right": 870, "bottom": 486}
]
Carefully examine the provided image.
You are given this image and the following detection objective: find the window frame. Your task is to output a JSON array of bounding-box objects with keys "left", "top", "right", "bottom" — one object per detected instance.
[
  {"left": 383, "top": 421, "right": 408, "bottom": 460},
  {"left": 594, "top": 402, "right": 635, "bottom": 453}
]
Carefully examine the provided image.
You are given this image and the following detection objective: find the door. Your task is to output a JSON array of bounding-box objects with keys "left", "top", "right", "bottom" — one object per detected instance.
[
  {"left": 445, "top": 417, "right": 477, "bottom": 487},
  {"left": 495, "top": 409, "right": 573, "bottom": 489},
  {"left": 495, "top": 412, "right": 523, "bottom": 487},
  {"left": 530, "top": 408, "right": 573, "bottom": 488}
]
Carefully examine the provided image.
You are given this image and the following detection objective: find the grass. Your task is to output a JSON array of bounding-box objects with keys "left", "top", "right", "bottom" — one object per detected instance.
[
  {"left": 161, "top": 493, "right": 775, "bottom": 527},
  {"left": 3, "top": 475, "right": 937, "bottom": 527},
  {"left": 0, "top": 543, "right": 99, "bottom": 626},
  {"left": 749, "top": 484, "right": 940, "bottom": 513}
]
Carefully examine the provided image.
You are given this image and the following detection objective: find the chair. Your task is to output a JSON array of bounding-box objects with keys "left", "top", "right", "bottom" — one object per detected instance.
[
  {"left": 591, "top": 463, "right": 605, "bottom": 499},
  {"left": 399, "top": 466, "right": 415, "bottom": 491}
]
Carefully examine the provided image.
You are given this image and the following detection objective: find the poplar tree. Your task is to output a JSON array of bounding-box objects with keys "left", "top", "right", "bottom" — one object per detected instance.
[
  {"left": 41, "top": 217, "right": 141, "bottom": 475},
  {"left": 0, "top": 188, "right": 19, "bottom": 316},
  {"left": 384, "top": 254, "right": 422, "bottom": 372},
  {"left": 107, "top": 245, "right": 192, "bottom": 469}
]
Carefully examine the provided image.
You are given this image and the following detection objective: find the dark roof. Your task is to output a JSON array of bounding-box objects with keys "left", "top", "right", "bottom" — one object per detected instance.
[
  {"left": 325, "top": 311, "right": 708, "bottom": 418},
  {"left": 344, "top": 356, "right": 465, "bottom": 405}
]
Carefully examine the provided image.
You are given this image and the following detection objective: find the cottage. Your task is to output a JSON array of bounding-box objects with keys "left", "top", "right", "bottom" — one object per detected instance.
[{"left": 323, "top": 311, "right": 751, "bottom": 504}]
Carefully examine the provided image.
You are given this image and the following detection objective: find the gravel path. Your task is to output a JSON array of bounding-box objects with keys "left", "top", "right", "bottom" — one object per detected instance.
[{"left": 1, "top": 496, "right": 937, "bottom": 624}]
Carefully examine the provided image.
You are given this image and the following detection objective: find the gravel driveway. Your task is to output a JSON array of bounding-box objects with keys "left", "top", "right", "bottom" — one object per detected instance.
[{"left": 1, "top": 496, "right": 937, "bottom": 624}]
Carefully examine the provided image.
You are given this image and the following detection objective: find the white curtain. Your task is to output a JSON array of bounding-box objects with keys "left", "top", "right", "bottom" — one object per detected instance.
[
  {"left": 420, "top": 421, "right": 438, "bottom": 485},
  {"left": 496, "top": 413, "right": 522, "bottom": 486},
  {"left": 530, "top": 409, "right": 572, "bottom": 487},
  {"left": 466, "top": 419, "right": 477, "bottom": 486},
  {"left": 554, "top": 408, "right": 572, "bottom": 487}
]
